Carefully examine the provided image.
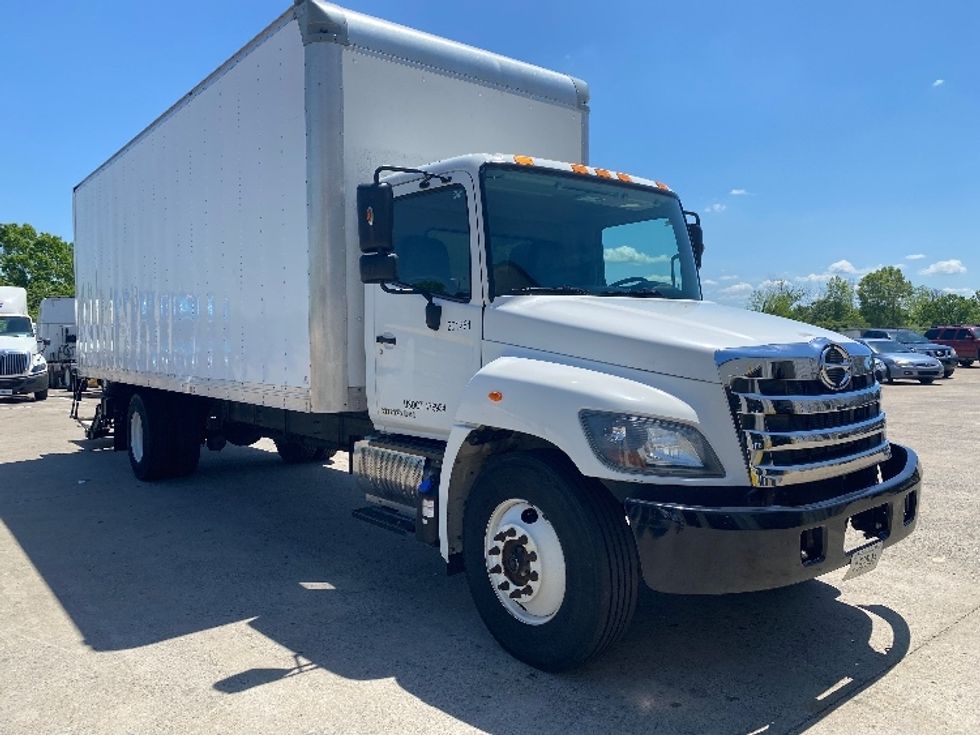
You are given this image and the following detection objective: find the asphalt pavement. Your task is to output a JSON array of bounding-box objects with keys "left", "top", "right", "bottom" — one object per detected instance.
[{"left": 1, "top": 370, "right": 978, "bottom": 734}]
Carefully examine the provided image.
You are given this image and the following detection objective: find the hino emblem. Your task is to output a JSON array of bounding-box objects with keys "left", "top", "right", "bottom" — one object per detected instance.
[{"left": 818, "top": 343, "right": 853, "bottom": 391}]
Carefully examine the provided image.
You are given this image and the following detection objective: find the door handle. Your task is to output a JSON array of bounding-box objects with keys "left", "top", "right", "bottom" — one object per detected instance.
[{"left": 376, "top": 334, "right": 396, "bottom": 346}]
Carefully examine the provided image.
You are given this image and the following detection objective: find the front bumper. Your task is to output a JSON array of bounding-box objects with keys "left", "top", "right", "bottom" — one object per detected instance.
[
  {"left": 889, "top": 364, "right": 943, "bottom": 380},
  {"left": 624, "top": 443, "right": 920, "bottom": 594},
  {"left": 0, "top": 372, "right": 49, "bottom": 395}
]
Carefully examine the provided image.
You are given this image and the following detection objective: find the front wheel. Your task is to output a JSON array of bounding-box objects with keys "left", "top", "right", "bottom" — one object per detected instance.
[
  {"left": 463, "top": 451, "right": 638, "bottom": 672},
  {"left": 919, "top": 378, "right": 934, "bottom": 384},
  {"left": 34, "top": 390, "right": 49, "bottom": 401}
]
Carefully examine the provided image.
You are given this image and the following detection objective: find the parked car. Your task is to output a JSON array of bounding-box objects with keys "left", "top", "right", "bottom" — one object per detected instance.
[
  {"left": 861, "top": 339, "right": 944, "bottom": 384},
  {"left": 923, "top": 326, "right": 980, "bottom": 367},
  {"left": 857, "top": 328, "right": 957, "bottom": 378}
]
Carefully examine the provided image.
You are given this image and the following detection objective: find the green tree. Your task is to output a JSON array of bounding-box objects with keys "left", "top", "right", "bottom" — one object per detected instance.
[
  {"left": 857, "top": 266, "right": 913, "bottom": 326},
  {"left": 747, "top": 280, "right": 807, "bottom": 319},
  {"left": 806, "top": 276, "right": 864, "bottom": 330},
  {"left": 0, "top": 223, "right": 74, "bottom": 317},
  {"left": 914, "top": 292, "right": 980, "bottom": 327}
]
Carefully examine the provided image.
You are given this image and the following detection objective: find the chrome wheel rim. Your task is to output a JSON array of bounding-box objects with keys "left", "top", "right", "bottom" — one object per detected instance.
[
  {"left": 484, "top": 499, "right": 566, "bottom": 625},
  {"left": 130, "top": 410, "right": 144, "bottom": 463}
]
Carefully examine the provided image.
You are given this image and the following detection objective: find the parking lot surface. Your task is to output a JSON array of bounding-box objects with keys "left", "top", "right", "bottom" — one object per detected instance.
[{"left": 1, "top": 371, "right": 978, "bottom": 735}]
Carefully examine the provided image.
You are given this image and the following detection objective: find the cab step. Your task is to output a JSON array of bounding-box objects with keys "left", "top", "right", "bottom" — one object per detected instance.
[{"left": 352, "top": 505, "right": 415, "bottom": 535}]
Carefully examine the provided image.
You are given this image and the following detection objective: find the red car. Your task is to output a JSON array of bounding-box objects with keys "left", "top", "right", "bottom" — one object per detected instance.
[{"left": 924, "top": 325, "right": 980, "bottom": 366}]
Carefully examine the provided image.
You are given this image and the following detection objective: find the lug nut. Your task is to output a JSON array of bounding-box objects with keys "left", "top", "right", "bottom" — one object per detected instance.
[
  {"left": 498, "top": 581, "right": 510, "bottom": 591},
  {"left": 527, "top": 551, "right": 538, "bottom": 562},
  {"left": 521, "top": 585, "right": 533, "bottom": 596},
  {"left": 488, "top": 564, "right": 502, "bottom": 574},
  {"left": 509, "top": 588, "right": 524, "bottom": 599},
  {"left": 517, "top": 534, "right": 528, "bottom": 545},
  {"left": 529, "top": 571, "right": 539, "bottom": 582},
  {"left": 493, "top": 532, "right": 508, "bottom": 542}
]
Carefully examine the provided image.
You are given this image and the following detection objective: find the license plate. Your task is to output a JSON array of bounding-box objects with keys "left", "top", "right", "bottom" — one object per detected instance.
[
  {"left": 844, "top": 540, "right": 883, "bottom": 580},
  {"left": 0, "top": 389, "right": 12, "bottom": 396}
]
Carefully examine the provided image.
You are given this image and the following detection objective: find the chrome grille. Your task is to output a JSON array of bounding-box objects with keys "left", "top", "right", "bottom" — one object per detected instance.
[
  {"left": 0, "top": 351, "right": 29, "bottom": 376},
  {"left": 718, "top": 339, "right": 890, "bottom": 488}
]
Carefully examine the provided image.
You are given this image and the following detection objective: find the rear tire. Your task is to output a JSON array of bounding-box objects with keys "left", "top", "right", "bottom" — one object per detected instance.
[
  {"left": 462, "top": 451, "right": 638, "bottom": 672},
  {"left": 34, "top": 390, "right": 48, "bottom": 401},
  {"left": 274, "top": 439, "right": 327, "bottom": 463},
  {"left": 127, "top": 393, "right": 168, "bottom": 481}
]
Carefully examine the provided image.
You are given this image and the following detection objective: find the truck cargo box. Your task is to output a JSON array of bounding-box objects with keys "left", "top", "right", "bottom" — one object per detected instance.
[{"left": 73, "top": 0, "right": 588, "bottom": 413}]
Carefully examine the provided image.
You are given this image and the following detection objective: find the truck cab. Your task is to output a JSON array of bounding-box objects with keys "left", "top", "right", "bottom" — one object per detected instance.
[
  {"left": 0, "top": 286, "right": 50, "bottom": 401},
  {"left": 353, "top": 153, "right": 920, "bottom": 667}
]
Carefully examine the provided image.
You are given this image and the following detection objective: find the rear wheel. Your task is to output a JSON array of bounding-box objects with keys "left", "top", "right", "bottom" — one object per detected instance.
[
  {"left": 128, "top": 393, "right": 168, "bottom": 481},
  {"left": 127, "top": 392, "right": 200, "bottom": 480},
  {"left": 463, "top": 451, "right": 638, "bottom": 672},
  {"left": 960, "top": 360, "right": 975, "bottom": 367}
]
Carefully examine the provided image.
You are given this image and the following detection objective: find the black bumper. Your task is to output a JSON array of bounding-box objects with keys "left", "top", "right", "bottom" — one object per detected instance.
[
  {"left": 0, "top": 372, "right": 49, "bottom": 395},
  {"left": 624, "top": 444, "right": 920, "bottom": 594}
]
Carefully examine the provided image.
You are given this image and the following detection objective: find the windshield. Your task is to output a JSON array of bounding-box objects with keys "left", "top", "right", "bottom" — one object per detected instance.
[
  {"left": 0, "top": 316, "right": 33, "bottom": 336},
  {"left": 866, "top": 339, "right": 913, "bottom": 354},
  {"left": 481, "top": 166, "right": 701, "bottom": 300},
  {"left": 895, "top": 329, "right": 928, "bottom": 343}
]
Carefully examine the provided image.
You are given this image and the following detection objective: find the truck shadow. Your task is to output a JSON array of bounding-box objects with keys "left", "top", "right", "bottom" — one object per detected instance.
[{"left": 0, "top": 443, "right": 910, "bottom": 735}]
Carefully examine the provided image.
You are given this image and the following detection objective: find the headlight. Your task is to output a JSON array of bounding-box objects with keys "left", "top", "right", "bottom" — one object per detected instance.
[
  {"left": 30, "top": 355, "right": 47, "bottom": 373},
  {"left": 580, "top": 411, "right": 724, "bottom": 477}
]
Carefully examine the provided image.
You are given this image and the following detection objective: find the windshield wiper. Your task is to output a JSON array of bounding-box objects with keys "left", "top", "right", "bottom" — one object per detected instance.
[
  {"left": 595, "top": 288, "right": 666, "bottom": 298},
  {"left": 507, "top": 285, "right": 589, "bottom": 295}
]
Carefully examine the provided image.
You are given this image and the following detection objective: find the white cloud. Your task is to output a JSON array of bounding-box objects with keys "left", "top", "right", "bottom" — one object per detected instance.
[
  {"left": 719, "top": 282, "right": 754, "bottom": 296},
  {"left": 704, "top": 203, "right": 727, "bottom": 214},
  {"left": 932, "top": 79, "right": 945, "bottom": 87},
  {"left": 700, "top": 278, "right": 719, "bottom": 286},
  {"left": 942, "top": 287, "right": 976, "bottom": 296},
  {"left": 729, "top": 188, "right": 751, "bottom": 196},
  {"left": 796, "top": 272, "right": 834, "bottom": 283},
  {"left": 920, "top": 259, "right": 967, "bottom": 276},
  {"left": 719, "top": 274, "right": 740, "bottom": 281},
  {"left": 828, "top": 259, "right": 858, "bottom": 275},
  {"left": 905, "top": 253, "right": 926, "bottom": 260},
  {"left": 603, "top": 245, "right": 669, "bottom": 265}
]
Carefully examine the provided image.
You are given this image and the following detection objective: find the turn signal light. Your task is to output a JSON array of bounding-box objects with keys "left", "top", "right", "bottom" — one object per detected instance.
[{"left": 488, "top": 391, "right": 503, "bottom": 403}]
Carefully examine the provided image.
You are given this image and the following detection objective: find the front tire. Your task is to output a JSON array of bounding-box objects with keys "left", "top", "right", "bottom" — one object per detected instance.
[
  {"left": 919, "top": 378, "right": 934, "bottom": 384},
  {"left": 463, "top": 451, "right": 638, "bottom": 672},
  {"left": 34, "top": 390, "right": 49, "bottom": 401}
]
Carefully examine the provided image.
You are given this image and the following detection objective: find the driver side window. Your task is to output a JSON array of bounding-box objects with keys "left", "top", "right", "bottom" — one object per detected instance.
[{"left": 392, "top": 185, "right": 471, "bottom": 301}]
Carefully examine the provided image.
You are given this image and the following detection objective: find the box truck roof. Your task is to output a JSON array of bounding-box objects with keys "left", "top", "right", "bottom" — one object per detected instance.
[
  {"left": 0, "top": 286, "right": 29, "bottom": 316},
  {"left": 76, "top": 0, "right": 589, "bottom": 191}
]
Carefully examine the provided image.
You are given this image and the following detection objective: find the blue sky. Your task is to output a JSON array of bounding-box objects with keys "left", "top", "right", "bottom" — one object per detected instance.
[{"left": 2, "top": 1, "right": 977, "bottom": 304}]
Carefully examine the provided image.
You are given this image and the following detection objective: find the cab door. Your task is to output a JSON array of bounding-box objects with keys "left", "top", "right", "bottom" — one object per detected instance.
[{"left": 368, "top": 172, "right": 483, "bottom": 437}]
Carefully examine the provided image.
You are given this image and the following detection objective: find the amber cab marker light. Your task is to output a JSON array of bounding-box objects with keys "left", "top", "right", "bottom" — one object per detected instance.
[
  {"left": 488, "top": 391, "right": 504, "bottom": 402},
  {"left": 595, "top": 168, "right": 612, "bottom": 179},
  {"left": 513, "top": 155, "right": 534, "bottom": 166},
  {"left": 655, "top": 181, "right": 671, "bottom": 190},
  {"left": 570, "top": 163, "right": 590, "bottom": 175},
  {"left": 616, "top": 172, "right": 632, "bottom": 183}
]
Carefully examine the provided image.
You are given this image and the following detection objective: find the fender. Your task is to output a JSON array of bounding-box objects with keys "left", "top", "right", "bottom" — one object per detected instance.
[{"left": 438, "top": 355, "right": 700, "bottom": 560}]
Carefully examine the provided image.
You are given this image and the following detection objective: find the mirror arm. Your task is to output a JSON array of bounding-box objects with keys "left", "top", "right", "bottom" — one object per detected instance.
[{"left": 379, "top": 282, "right": 442, "bottom": 331}]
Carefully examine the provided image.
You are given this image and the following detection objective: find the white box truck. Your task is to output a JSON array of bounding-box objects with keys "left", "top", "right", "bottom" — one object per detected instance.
[
  {"left": 0, "top": 286, "right": 50, "bottom": 400},
  {"left": 74, "top": 0, "right": 922, "bottom": 670},
  {"left": 37, "top": 297, "right": 77, "bottom": 389}
]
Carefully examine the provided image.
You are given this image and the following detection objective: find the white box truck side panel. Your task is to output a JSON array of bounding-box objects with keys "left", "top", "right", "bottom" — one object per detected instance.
[
  {"left": 74, "top": 18, "right": 315, "bottom": 411},
  {"left": 298, "top": 2, "right": 589, "bottom": 408}
]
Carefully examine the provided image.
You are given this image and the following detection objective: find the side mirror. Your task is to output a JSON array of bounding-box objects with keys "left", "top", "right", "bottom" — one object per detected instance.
[
  {"left": 683, "top": 210, "right": 704, "bottom": 269},
  {"left": 66, "top": 333, "right": 78, "bottom": 344},
  {"left": 39, "top": 337, "right": 51, "bottom": 347},
  {"left": 360, "top": 252, "right": 399, "bottom": 284},
  {"left": 357, "top": 182, "right": 394, "bottom": 255}
]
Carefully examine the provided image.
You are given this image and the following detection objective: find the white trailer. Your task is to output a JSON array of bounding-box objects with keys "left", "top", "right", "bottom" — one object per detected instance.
[
  {"left": 37, "top": 297, "right": 77, "bottom": 389},
  {"left": 74, "top": 1, "right": 922, "bottom": 671}
]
